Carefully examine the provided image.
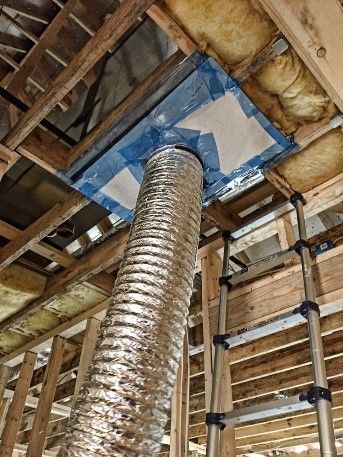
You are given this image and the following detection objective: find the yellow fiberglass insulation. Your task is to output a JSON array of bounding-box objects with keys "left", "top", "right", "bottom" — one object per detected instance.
[
  {"left": 277, "top": 128, "right": 343, "bottom": 193},
  {"left": 163, "top": 0, "right": 342, "bottom": 191},
  {"left": 164, "top": 0, "right": 277, "bottom": 67},
  {"left": 253, "top": 49, "right": 336, "bottom": 123}
]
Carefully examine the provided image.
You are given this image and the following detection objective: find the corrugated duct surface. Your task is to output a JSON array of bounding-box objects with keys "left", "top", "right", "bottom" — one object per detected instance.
[
  {"left": 58, "top": 147, "right": 203, "bottom": 456},
  {"left": 163, "top": 0, "right": 343, "bottom": 192}
]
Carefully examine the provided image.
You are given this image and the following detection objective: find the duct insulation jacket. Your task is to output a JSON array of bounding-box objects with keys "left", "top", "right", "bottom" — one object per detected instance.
[{"left": 59, "top": 146, "right": 203, "bottom": 456}]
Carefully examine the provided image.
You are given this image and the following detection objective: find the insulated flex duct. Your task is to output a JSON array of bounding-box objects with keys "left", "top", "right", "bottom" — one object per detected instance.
[{"left": 59, "top": 146, "right": 203, "bottom": 456}]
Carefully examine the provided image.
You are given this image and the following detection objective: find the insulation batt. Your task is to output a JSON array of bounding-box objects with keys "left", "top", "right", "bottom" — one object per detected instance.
[
  {"left": 277, "top": 127, "right": 343, "bottom": 193},
  {"left": 163, "top": 0, "right": 342, "bottom": 191}
]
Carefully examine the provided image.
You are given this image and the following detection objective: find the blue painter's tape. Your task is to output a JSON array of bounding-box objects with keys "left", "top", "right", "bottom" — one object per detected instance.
[{"left": 66, "top": 56, "right": 296, "bottom": 222}]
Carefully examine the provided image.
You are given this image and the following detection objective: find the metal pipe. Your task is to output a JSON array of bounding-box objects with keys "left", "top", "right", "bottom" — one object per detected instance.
[
  {"left": 206, "top": 234, "right": 231, "bottom": 457},
  {"left": 58, "top": 146, "right": 203, "bottom": 456},
  {"left": 294, "top": 197, "right": 337, "bottom": 457}
]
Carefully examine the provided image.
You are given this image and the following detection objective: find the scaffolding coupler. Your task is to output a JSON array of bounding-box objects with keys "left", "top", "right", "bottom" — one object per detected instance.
[
  {"left": 218, "top": 275, "right": 233, "bottom": 287},
  {"left": 300, "top": 386, "right": 332, "bottom": 405},
  {"left": 213, "top": 333, "right": 230, "bottom": 349},
  {"left": 290, "top": 192, "right": 306, "bottom": 207},
  {"left": 294, "top": 300, "right": 320, "bottom": 318},
  {"left": 291, "top": 238, "right": 310, "bottom": 255},
  {"left": 206, "top": 412, "right": 226, "bottom": 430}
]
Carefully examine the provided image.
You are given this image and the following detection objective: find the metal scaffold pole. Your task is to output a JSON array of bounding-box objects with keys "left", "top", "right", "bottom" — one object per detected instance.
[
  {"left": 206, "top": 232, "right": 232, "bottom": 457},
  {"left": 292, "top": 193, "right": 337, "bottom": 457}
]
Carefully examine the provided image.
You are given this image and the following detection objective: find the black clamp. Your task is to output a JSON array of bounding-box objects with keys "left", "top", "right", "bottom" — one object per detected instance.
[
  {"left": 213, "top": 334, "right": 230, "bottom": 349},
  {"left": 218, "top": 275, "right": 232, "bottom": 288},
  {"left": 206, "top": 412, "right": 226, "bottom": 430},
  {"left": 300, "top": 386, "right": 332, "bottom": 405},
  {"left": 290, "top": 192, "right": 306, "bottom": 207},
  {"left": 222, "top": 231, "right": 235, "bottom": 242},
  {"left": 291, "top": 239, "right": 310, "bottom": 255},
  {"left": 293, "top": 300, "right": 320, "bottom": 319}
]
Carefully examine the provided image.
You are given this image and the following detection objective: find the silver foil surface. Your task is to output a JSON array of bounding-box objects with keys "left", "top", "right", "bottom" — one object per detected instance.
[{"left": 58, "top": 147, "right": 203, "bottom": 456}]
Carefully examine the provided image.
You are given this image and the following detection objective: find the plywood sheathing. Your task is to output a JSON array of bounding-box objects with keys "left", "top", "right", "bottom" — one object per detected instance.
[{"left": 163, "top": 0, "right": 343, "bottom": 191}]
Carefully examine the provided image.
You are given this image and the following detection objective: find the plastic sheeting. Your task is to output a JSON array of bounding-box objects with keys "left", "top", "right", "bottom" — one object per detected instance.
[{"left": 68, "top": 54, "right": 295, "bottom": 222}]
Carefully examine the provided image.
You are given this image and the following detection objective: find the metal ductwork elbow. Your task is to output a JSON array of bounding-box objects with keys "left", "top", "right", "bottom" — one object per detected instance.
[{"left": 59, "top": 146, "right": 203, "bottom": 456}]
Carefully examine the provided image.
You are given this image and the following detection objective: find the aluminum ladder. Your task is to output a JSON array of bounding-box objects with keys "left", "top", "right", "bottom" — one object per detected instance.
[{"left": 205, "top": 193, "right": 337, "bottom": 457}]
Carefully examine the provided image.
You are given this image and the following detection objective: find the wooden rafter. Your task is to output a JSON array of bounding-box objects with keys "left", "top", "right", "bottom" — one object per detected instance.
[{"left": 4, "top": 0, "right": 156, "bottom": 151}]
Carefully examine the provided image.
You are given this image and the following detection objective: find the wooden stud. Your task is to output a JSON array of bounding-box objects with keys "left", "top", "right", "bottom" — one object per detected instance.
[
  {"left": 170, "top": 332, "right": 190, "bottom": 457},
  {"left": 219, "top": 350, "right": 236, "bottom": 457},
  {"left": 26, "top": 336, "right": 66, "bottom": 457},
  {"left": 0, "top": 352, "right": 37, "bottom": 457},
  {"left": 71, "top": 317, "right": 100, "bottom": 407}
]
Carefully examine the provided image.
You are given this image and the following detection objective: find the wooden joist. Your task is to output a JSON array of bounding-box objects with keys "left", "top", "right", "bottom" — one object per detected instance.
[
  {"left": 0, "top": 190, "right": 88, "bottom": 272},
  {"left": 0, "top": 352, "right": 37, "bottom": 457},
  {"left": 147, "top": 4, "right": 197, "bottom": 55},
  {"left": 4, "top": 0, "right": 156, "bottom": 151},
  {"left": 259, "top": 0, "right": 343, "bottom": 113}
]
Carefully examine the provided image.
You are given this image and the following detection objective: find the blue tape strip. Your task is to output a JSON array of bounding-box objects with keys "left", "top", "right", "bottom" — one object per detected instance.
[{"left": 70, "top": 56, "right": 295, "bottom": 222}]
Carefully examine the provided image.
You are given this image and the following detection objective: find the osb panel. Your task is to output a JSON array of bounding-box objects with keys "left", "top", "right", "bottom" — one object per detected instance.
[
  {"left": 0, "top": 265, "right": 46, "bottom": 323},
  {"left": 164, "top": 0, "right": 342, "bottom": 190},
  {"left": 277, "top": 128, "right": 343, "bottom": 192},
  {"left": 46, "top": 283, "right": 106, "bottom": 318}
]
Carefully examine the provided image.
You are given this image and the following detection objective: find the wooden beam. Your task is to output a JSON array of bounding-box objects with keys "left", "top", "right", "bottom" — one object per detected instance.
[
  {"left": 0, "top": 352, "right": 37, "bottom": 457},
  {"left": 258, "top": 0, "right": 343, "bottom": 113},
  {"left": 71, "top": 317, "right": 100, "bottom": 407},
  {"left": 67, "top": 49, "right": 185, "bottom": 166},
  {"left": 0, "top": 190, "right": 88, "bottom": 272},
  {"left": 4, "top": 0, "right": 156, "bottom": 150},
  {"left": 147, "top": 4, "right": 197, "bottom": 55},
  {"left": 26, "top": 336, "right": 66, "bottom": 457}
]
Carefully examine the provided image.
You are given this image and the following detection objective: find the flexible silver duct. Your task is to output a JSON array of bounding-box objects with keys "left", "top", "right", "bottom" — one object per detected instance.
[{"left": 59, "top": 146, "right": 203, "bottom": 457}]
